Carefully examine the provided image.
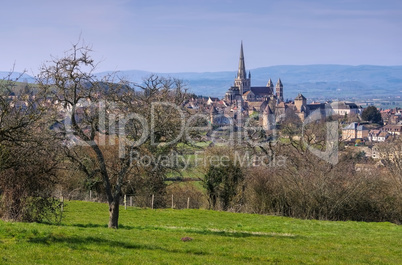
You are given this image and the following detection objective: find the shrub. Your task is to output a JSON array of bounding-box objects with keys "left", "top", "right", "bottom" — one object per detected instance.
[
  {"left": 243, "top": 161, "right": 402, "bottom": 223},
  {"left": 166, "top": 182, "right": 207, "bottom": 209},
  {"left": 201, "top": 147, "right": 244, "bottom": 210},
  {"left": 0, "top": 145, "right": 62, "bottom": 223}
]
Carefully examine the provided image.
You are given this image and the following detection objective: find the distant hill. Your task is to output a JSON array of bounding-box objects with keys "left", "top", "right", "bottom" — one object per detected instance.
[
  {"left": 0, "top": 72, "right": 35, "bottom": 83},
  {"left": 95, "top": 65, "right": 402, "bottom": 100},
  {"left": 3, "top": 65, "right": 402, "bottom": 100}
]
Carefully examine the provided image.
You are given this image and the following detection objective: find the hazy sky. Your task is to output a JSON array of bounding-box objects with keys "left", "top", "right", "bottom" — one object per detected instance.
[{"left": 1, "top": 0, "right": 401, "bottom": 74}]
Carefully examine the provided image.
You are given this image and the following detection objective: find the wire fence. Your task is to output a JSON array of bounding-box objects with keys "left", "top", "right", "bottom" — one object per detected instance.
[{"left": 61, "top": 190, "right": 207, "bottom": 210}]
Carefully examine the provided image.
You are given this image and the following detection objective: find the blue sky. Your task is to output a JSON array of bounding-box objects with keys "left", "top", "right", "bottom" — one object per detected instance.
[{"left": 1, "top": 0, "right": 401, "bottom": 74}]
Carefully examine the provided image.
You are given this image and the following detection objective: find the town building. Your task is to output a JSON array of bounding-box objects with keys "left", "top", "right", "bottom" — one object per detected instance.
[
  {"left": 213, "top": 42, "right": 332, "bottom": 127},
  {"left": 330, "top": 101, "right": 361, "bottom": 116},
  {"left": 368, "top": 130, "right": 390, "bottom": 142},
  {"left": 224, "top": 42, "right": 283, "bottom": 106},
  {"left": 342, "top": 122, "right": 369, "bottom": 141},
  {"left": 382, "top": 124, "right": 402, "bottom": 135}
]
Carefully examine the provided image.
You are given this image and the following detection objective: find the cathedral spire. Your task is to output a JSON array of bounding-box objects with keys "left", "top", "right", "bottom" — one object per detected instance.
[
  {"left": 237, "top": 41, "right": 246, "bottom": 79},
  {"left": 276, "top": 78, "right": 284, "bottom": 102},
  {"left": 267, "top": 78, "right": 273, "bottom": 88},
  {"left": 234, "top": 41, "right": 250, "bottom": 95}
]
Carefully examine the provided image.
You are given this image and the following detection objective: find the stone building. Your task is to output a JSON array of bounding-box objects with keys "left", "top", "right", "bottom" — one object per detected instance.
[
  {"left": 224, "top": 42, "right": 283, "bottom": 106},
  {"left": 216, "top": 42, "right": 332, "bottom": 129},
  {"left": 342, "top": 122, "right": 369, "bottom": 141},
  {"left": 330, "top": 101, "right": 360, "bottom": 116},
  {"left": 294, "top": 93, "right": 307, "bottom": 120}
]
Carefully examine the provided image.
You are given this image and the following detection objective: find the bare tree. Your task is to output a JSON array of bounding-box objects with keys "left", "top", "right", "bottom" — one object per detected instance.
[
  {"left": 375, "top": 137, "right": 402, "bottom": 193},
  {"left": 37, "top": 44, "right": 190, "bottom": 228},
  {"left": 0, "top": 71, "right": 43, "bottom": 144},
  {"left": 0, "top": 71, "right": 61, "bottom": 222}
]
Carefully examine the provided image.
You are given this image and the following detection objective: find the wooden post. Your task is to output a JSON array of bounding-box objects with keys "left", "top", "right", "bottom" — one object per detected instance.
[
  {"left": 151, "top": 194, "right": 154, "bottom": 209},
  {"left": 60, "top": 196, "right": 64, "bottom": 212},
  {"left": 124, "top": 195, "right": 127, "bottom": 210},
  {"left": 171, "top": 194, "right": 174, "bottom": 209},
  {"left": 89, "top": 190, "right": 92, "bottom": 201},
  {"left": 130, "top": 196, "right": 133, "bottom": 207},
  {"left": 187, "top": 197, "right": 190, "bottom": 209}
]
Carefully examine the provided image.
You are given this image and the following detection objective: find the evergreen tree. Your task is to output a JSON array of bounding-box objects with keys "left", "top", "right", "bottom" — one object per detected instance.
[{"left": 361, "top": 106, "right": 382, "bottom": 124}]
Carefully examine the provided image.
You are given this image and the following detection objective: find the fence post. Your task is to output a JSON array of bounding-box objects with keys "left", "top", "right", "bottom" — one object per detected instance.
[
  {"left": 89, "top": 190, "right": 92, "bottom": 201},
  {"left": 187, "top": 197, "right": 190, "bottom": 209},
  {"left": 124, "top": 194, "right": 127, "bottom": 210},
  {"left": 130, "top": 196, "right": 133, "bottom": 207},
  {"left": 171, "top": 194, "right": 174, "bottom": 209},
  {"left": 60, "top": 196, "right": 64, "bottom": 212},
  {"left": 151, "top": 194, "right": 154, "bottom": 209}
]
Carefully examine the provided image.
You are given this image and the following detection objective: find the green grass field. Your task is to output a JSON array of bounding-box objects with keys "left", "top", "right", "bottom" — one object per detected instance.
[{"left": 1, "top": 201, "right": 401, "bottom": 264}]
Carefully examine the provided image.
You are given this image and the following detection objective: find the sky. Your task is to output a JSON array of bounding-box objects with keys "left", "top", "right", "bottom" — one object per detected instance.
[{"left": 1, "top": 0, "right": 401, "bottom": 75}]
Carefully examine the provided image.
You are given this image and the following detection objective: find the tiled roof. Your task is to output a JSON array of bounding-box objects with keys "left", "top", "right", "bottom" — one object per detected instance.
[
  {"left": 295, "top": 93, "right": 306, "bottom": 100},
  {"left": 378, "top": 131, "right": 388, "bottom": 137},
  {"left": 249, "top": 86, "right": 272, "bottom": 95},
  {"left": 343, "top": 122, "right": 368, "bottom": 131}
]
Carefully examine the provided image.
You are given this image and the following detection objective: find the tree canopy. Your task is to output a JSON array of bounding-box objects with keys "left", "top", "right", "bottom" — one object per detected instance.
[{"left": 361, "top": 105, "right": 382, "bottom": 124}]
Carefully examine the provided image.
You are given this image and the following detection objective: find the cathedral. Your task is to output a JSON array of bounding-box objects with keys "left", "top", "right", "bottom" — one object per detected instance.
[
  {"left": 206, "top": 42, "right": 316, "bottom": 128},
  {"left": 225, "top": 42, "right": 284, "bottom": 105},
  {"left": 220, "top": 42, "right": 287, "bottom": 129}
]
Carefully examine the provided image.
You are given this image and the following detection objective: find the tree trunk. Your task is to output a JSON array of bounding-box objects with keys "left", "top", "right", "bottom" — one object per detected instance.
[{"left": 108, "top": 198, "right": 120, "bottom": 229}]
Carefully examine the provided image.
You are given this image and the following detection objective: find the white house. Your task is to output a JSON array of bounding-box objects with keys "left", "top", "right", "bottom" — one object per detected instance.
[
  {"left": 368, "top": 130, "right": 389, "bottom": 142},
  {"left": 330, "top": 101, "right": 361, "bottom": 116}
]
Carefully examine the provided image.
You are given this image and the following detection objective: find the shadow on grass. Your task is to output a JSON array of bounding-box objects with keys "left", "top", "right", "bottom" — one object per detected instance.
[
  {"left": 64, "top": 223, "right": 300, "bottom": 239},
  {"left": 74, "top": 223, "right": 108, "bottom": 228},
  {"left": 176, "top": 228, "right": 300, "bottom": 239},
  {"left": 187, "top": 230, "right": 298, "bottom": 239},
  {"left": 28, "top": 234, "right": 209, "bottom": 256}
]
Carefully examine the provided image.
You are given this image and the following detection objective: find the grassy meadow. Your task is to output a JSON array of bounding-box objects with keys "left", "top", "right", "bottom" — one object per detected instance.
[{"left": 0, "top": 200, "right": 401, "bottom": 264}]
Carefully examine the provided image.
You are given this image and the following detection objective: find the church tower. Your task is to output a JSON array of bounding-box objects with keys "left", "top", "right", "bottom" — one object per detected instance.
[
  {"left": 276, "top": 78, "right": 283, "bottom": 102},
  {"left": 267, "top": 78, "right": 274, "bottom": 94},
  {"left": 234, "top": 42, "right": 251, "bottom": 95}
]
